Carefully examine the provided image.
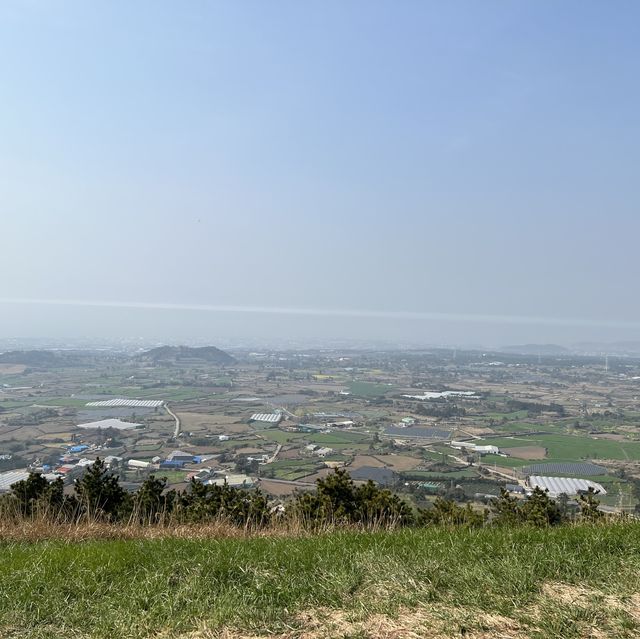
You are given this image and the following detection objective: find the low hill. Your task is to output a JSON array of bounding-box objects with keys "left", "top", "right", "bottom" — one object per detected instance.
[
  {"left": 0, "top": 350, "right": 107, "bottom": 368},
  {"left": 0, "top": 350, "right": 61, "bottom": 367},
  {"left": 138, "top": 345, "right": 235, "bottom": 365},
  {"left": 1, "top": 525, "right": 638, "bottom": 638}
]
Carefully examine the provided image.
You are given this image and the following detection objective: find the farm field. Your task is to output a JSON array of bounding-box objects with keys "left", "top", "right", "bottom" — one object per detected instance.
[
  {"left": 476, "top": 434, "right": 640, "bottom": 462},
  {"left": 401, "top": 469, "right": 479, "bottom": 480},
  {"left": 347, "top": 381, "right": 394, "bottom": 397},
  {"left": 1, "top": 344, "right": 640, "bottom": 512}
]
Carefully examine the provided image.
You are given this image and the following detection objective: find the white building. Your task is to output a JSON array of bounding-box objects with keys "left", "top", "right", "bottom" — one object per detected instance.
[
  {"left": 166, "top": 450, "right": 194, "bottom": 463},
  {"left": 205, "top": 473, "right": 255, "bottom": 488},
  {"left": 451, "top": 441, "right": 500, "bottom": 455},
  {"left": 128, "top": 459, "right": 151, "bottom": 469}
]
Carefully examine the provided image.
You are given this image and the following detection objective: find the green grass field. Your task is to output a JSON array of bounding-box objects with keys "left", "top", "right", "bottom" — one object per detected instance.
[
  {"left": 258, "top": 430, "right": 305, "bottom": 444},
  {"left": 268, "top": 459, "right": 321, "bottom": 480},
  {"left": 1, "top": 525, "right": 639, "bottom": 638},
  {"left": 37, "top": 397, "right": 90, "bottom": 408},
  {"left": 476, "top": 433, "right": 640, "bottom": 462},
  {"left": 153, "top": 470, "right": 188, "bottom": 484}
]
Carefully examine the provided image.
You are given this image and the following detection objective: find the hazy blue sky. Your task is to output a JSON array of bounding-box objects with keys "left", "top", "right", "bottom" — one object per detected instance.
[{"left": 1, "top": 1, "right": 639, "bottom": 346}]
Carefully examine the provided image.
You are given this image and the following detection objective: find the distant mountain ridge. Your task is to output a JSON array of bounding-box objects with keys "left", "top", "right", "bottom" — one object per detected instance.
[
  {"left": 572, "top": 341, "right": 640, "bottom": 356},
  {"left": 138, "top": 345, "right": 235, "bottom": 365},
  {"left": 499, "top": 344, "right": 570, "bottom": 356},
  {"left": 0, "top": 350, "right": 62, "bottom": 367}
]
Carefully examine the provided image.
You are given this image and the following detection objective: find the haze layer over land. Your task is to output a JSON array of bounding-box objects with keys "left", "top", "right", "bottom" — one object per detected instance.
[{"left": 1, "top": 1, "right": 639, "bottom": 345}]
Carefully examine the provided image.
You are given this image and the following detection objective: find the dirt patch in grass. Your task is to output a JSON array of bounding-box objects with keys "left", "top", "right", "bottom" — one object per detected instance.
[
  {"left": 180, "top": 587, "right": 640, "bottom": 639},
  {"left": 298, "top": 468, "right": 333, "bottom": 483},
  {"left": 257, "top": 479, "right": 311, "bottom": 496},
  {"left": 185, "top": 606, "right": 530, "bottom": 639},
  {"left": 35, "top": 432, "right": 75, "bottom": 441},
  {"left": 350, "top": 455, "right": 386, "bottom": 469},
  {"left": 372, "top": 454, "right": 422, "bottom": 471},
  {"left": 277, "top": 448, "right": 305, "bottom": 460},
  {"left": 589, "top": 433, "right": 627, "bottom": 441},
  {"left": 540, "top": 582, "right": 640, "bottom": 621},
  {"left": 0, "top": 364, "right": 27, "bottom": 375},
  {"left": 501, "top": 446, "right": 546, "bottom": 460}
]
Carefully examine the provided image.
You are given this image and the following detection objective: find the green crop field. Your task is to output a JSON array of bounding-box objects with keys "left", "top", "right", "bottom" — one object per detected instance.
[
  {"left": 347, "top": 381, "right": 394, "bottom": 397},
  {"left": 401, "top": 469, "right": 479, "bottom": 480},
  {"left": 489, "top": 421, "right": 540, "bottom": 433},
  {"left": 273, "top": 468, "right": 317, "bottom": 481},
  {"left": 306, "top": 432, "right": 370, "bottom": 445},
  {"left": 258, "top": 430, "right": 305, "bottom": 444},
  {"left": 38, "top": 397, "right": 91, "bottom": 408},
  {"left": 1, "top": 525, "right": 639, "bottom": 638},
  {"left": 267, "top": 459, "right": 320, "bottom": 480},
  {"left": 154, "top": 470, "right": 188, "bottom": 484}
]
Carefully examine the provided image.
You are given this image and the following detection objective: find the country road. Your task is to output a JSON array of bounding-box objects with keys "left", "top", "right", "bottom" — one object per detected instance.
[
  {"left": 257, "top": 477, "right": 316, "bottom": 488},
  {"left": 265, "top": 443, "right": 283, "bottom": 464},
  {"left": 165, "top": 404, "right": 181, "bottom": 439}
]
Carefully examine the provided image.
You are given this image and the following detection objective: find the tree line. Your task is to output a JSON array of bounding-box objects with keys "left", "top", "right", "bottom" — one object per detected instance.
[{"left": 0, "top": 458, "right": 609, "bottom": 529}]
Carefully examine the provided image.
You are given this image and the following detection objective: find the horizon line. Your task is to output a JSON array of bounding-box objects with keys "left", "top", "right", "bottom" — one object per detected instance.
[{"left": 1, "top": 297, "right": 639, "bottom": 330}]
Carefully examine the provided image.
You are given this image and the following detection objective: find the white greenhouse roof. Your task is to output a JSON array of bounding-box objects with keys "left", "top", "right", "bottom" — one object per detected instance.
[
  {"left": 86, "top": 398, "right": 164, "bottom": 408},
  {"left": 250, "top": 413, "right": 281, "bottom": 423},
  {"left": 528, "top": 476, "right": 606, "bottom": 497},
  {"left": 77, "top": 418, "right": 141, "bottom": 430},
  {"left": 0, "top": 470, "right": 30, "bottom": 492}
]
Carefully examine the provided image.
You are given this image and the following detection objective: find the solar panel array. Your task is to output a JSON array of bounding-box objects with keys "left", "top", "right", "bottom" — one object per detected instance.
[
  {"left": 524, "top": 462, "right": 606, "bottom": 476},
  {"left": 86, "top": 398, "right": 164, "bottom": 408},
  {"left": 250, "top": 413, "right": 281, "bottom": 423}
]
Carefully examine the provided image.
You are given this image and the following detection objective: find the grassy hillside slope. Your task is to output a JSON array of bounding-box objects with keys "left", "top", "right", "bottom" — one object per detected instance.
[{"left": 2, "top": 524, "right": 640, "bottom": 639}]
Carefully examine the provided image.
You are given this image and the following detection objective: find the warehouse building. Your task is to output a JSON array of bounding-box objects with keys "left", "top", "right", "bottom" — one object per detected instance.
[
  {"left": 450, "top": 441, "right": 501, "bottom": 455},
  {"left": 166, "top": 450, "right": 194, "bottom": 463}
]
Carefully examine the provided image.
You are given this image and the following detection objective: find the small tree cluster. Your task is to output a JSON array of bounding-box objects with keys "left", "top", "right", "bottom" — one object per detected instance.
[
  {"left": 0, "top": 460, "right": 608, "bottom": 530},
  {"left": 420, "top": 498, "right": 486, "bottom": 527},
  {"left": 492, "top": 486, "right": 603, "bottom": 526},
  {"left": 292, "top": 469, "right": 415, "bottom": 528}
]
